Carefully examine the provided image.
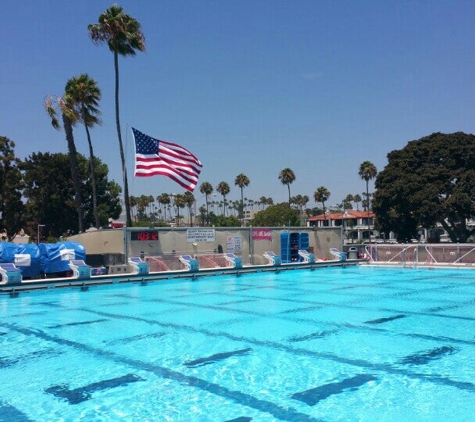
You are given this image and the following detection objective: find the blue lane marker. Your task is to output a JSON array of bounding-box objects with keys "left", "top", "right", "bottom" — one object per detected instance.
[
  {"left": 291, "top": 374, "right": 377, "bottom": 406},
  {"left": 45, "top": 374, "right": 144, "bottom": 404},
  {"left": 225, "top": 417, "right": 252, "bottom": 422},
  {"left": 364, "top": 314, "right": 406, "bottom": 324},
  {"left": 287, "top": 330, "right": 338, "bottom": 343},
  {"left": 400, "top": 346, "right": 457, "bottom": 365},
  {"left": 184, "top": 348, "right": 252, "bottom": 368},
  {"left": 0, "top": 401, "right": 33, "bottom": 421},
  {"left": 47, "top": 318, "right": 108, "bottom": 329}
]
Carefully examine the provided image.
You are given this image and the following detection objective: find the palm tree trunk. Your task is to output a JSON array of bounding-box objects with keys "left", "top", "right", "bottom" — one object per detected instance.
[
  {"left": 63, "top": 114, "right": 83, "bottom": 233},
  {"left": 114, "top": 51, "right": 133, "bottom": 227},
  {"left": 83, "top": 115, "right": 100, "bottom": 228}
]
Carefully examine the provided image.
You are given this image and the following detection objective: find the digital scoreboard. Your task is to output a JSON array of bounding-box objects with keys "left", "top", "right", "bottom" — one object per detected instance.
[{"left": 130, "top": 231, "right": 159, "bottom": 241}]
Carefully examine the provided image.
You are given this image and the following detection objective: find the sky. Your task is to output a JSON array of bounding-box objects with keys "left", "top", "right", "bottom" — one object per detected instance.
[{"left": 2, "top": 0, "right": 475, "bottom": 211}]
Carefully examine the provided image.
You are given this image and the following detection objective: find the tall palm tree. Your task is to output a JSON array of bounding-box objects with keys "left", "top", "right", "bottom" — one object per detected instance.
[
  {"left": 359, "top": 161, "right": 378, "bottom": 241},
  {"left": 88, "top": 5, "right": 146, "bottom": 227},
  {"left": 157, "top": 193, "right": 170, "bottom": 221},
  {"left": 278, "top": 168, "right": 296, "bottom": 205},
  {"left": 353, "top": 193, "right": 362, "bottom": 210},
  {"left": 44, "top": 94, "right": 84, "bottom": 233},
  {"left": 199, "top": 181, "right": 214, "bottom": 225},
  {"left": 234, "top": 173, "right": 250, "bottom": 220},
  {"left": 64, "top": 74, "right": 102, "bottom": 228},
  {"left": 314, "top": 186, "right": 331, "bottom": 226},
  {"left": 216, "top": 181, "right": 230, "bottom": 216},
  {"left": 183, "top": 191, "right": 195, "bottom": 226},
  {"left": 173, "top": 194, "right": 186, "bottom": 227}
]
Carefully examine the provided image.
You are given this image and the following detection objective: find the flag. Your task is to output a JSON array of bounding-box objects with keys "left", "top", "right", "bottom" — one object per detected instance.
[{"left": 132, "top": 128, "right": 203, "bottom": 191}]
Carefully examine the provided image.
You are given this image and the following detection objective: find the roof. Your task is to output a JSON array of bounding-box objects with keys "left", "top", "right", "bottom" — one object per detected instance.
[{"left": 307, "top": 210, "right": 374, "bottom": 222}]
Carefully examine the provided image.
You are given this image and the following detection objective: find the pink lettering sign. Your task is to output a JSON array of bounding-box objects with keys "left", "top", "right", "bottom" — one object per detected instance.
[{"left": 252, "top": 229, "right": 272, "bottom": 240}]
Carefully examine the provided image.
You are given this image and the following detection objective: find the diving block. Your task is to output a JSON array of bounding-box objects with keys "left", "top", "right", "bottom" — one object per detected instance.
[
  {"left": 330, "top": 248, "right": 347, "bottom": 262},
  {"left": 128, "top": 257, "right": 149, "bottom": 275},
  {"left": 298, "top": 250, "right": 315, "bottom": 263},
  {"left": 68, "top": 260, "right": 92, "bottom": 279},
  {"left": 179, "top": 255, "right": 199, "bottom": 272},
  {"left": 0, "top": 263, "right": 23, "bottom": 284},
  {"left": 224, "top": 253, "right": 243, "bottom": 269},
  {"left": 264, "top": 251, "right": 281, "bottom": 266}
]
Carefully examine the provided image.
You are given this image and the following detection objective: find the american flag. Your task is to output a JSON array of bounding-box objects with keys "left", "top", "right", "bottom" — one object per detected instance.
[{"left": 132, "top": 128, "right": 202, "bottom": 191}]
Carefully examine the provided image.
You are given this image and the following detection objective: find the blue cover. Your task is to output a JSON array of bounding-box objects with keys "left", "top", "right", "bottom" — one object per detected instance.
[
  {"left": 39, "top": 242, "right": 86, "bottom": 274},
  {"left": 0, "top": 242, "right": 41, "bottom": 278}
]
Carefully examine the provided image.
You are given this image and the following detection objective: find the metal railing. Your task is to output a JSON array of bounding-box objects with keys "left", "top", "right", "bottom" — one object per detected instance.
[{"left": 363, "top": 244, "right": 475, "bottom": 266}]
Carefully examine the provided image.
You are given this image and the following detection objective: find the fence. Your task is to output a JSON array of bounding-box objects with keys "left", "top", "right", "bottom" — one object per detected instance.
[{"left": 362, "top": 244, "right": 475, "bottom": 267}]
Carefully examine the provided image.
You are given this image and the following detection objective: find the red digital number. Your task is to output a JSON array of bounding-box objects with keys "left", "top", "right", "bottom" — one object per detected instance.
[{"left": 151, "top": 232, "right": 158, "bottom": 240}]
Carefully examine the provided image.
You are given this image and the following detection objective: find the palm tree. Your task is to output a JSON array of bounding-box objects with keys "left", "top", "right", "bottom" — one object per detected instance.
[
  {"left": 342, "top": 194, "right": 354, "bottom": 210},
  {"left": 199, "top": 181, "right": 214, "bottom": 225},
  {"left": 234, "top": 173, "right": 250, "bottom": 220},
  {"left": 64, "top": 74, "right": 102, "bottom": 228},
  {"left": 359, "top": 161, "right": 378, "bottom": 241},
  {"left": 183, "top": 191, "right": 195, "bottom": 226},
  {"left": 157, "top": 193, "right": 171, "bottom": 221},
  {"left": 216, "top": 181, "right": 230, "bottom": 216},
  {"left": 44, "top": 94, "right": 84, "bottom": 233},
  {"left": 88, "top": 5, "right": 146, "bottom": 228},
  {"left": 173, "top": 194, "right": 186, "bottom": 227},
  {"left": 353, "top": 193, "right": 362, "bottom": 210},
  {"left": 314, "top": 186, "right": 331, "bottom": 226},
  {"left": 278, "top": 168, "right": 296, "bottom": 205}
]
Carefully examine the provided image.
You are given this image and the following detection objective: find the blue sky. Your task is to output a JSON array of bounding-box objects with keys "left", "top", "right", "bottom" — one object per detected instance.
[{"left": 2, "top": 0, "right": 475, "bottom": 211}]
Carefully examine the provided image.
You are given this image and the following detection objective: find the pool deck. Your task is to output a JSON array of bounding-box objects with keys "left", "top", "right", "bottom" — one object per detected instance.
[{"left": 0, "top": 259, "right": 360, "bottom": 296}]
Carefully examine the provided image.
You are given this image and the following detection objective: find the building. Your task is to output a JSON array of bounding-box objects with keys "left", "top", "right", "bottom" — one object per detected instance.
[{"left": 307, "top": 210, "right": 380, "bottom": 243}]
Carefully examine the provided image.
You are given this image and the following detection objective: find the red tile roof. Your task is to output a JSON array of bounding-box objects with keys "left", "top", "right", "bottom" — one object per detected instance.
[{"left": 307, "top": 210, "right": 374, "bottom": 221}]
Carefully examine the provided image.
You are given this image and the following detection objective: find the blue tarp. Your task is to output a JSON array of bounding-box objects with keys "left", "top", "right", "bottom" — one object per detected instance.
[
  {"left": 39, "top": 242, "right": 86, "bottom": 274},
  {"left": 0, "top": 242, "right": 41, "bottom": 278}
]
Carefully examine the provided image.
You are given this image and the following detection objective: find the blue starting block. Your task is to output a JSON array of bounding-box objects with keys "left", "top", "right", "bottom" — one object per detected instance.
[
  {"left": 128, "top": 257, "right": 149, "bottom": 275},
  {"left": 0, "top": 263, "right": 23, "bottom": 284}
]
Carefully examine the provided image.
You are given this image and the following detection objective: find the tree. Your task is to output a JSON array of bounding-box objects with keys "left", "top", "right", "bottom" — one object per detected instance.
[
  {"left": 44, "top": 94, "right": 84, "bottom": 232},
  {"left": 353, "top": 194, "right": 362, "bottom": 210},
  {"left": 173, "top": 194, "right": 186, "bottom": 227},
  {"left": 343, "top": 194, "right": 354, "bottom": 210},
  {"left": 216, "top": 181, "right": 230, "bottom": 216},
  {"left": 0, "top": 137, "right": 25, "bottom": 236},
  {"left": 88, "top": 5, "right": 146, "bottom": 227},
  {"left": 234, "top": 173, "right": 250, "bottom": 220},
  {"left": 21, "top": 152, "right": 121, "bottom": 237},
  {"left": 157, "top": 193, "right": 171, "bottom": 221},
  {"left": 278, "top": 168, "right": 296, "bottom": 205},
  {"left": 250, "top": 203, "right": 300, "bottom": 227},
  {"left": 64, "top": 74, "right": 102, "bottom": 228},
  {"left": 183, "top": 191, "right": 195, "bottom": 226},
  {"left": 359, "top": 160, "right": 377, "bottom": 239},
  {"left": 199, "top": 181, "right": 213, "bottom": 225},
  {"left": 373, "top": 132, "right": 475, "bottom": 242},
  {"left": 313, "top": 186, "right": 331, "bottom": 226}
]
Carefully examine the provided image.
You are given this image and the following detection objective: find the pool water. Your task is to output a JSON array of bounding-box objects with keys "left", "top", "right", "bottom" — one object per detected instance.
[{"left": 1, "top": 266, "right": 474, "bottom": 421}]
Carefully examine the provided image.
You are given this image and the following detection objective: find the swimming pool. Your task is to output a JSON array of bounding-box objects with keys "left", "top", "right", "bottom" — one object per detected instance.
[{"left": 0, "top": 266, "right": 474, "bottom": 421}]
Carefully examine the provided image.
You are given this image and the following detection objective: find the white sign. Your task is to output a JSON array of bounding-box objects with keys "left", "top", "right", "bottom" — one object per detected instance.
[
  {"left": 187, "top": 228, "right": 216, "bottom": 243},
  {"left": 226, "top": 236, "right": 242, "bottom": 253}
]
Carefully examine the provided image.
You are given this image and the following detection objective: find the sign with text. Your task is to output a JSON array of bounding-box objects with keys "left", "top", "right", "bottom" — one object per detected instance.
[
  {"left": 227, "top": 236, "right": 242, "bottom": 253},
  {"left": 252, "top": 228, "right": 273, "bottom": 241},
  {"left": 187, "top": 228, "right": 216, "bottom": 243}
]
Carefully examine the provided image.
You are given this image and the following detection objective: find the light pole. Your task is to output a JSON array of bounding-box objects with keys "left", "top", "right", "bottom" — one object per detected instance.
[{"left": 37, "top": 224, "right": 45, "bottom": 245}]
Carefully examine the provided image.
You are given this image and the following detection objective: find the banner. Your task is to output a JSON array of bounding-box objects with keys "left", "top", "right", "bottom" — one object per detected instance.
[{"left": 252, "top": 228, "right": 272, "bottom": 241}]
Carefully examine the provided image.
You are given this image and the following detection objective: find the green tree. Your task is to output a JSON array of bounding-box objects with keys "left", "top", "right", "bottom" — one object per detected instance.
[
  {"left": 199, "top": 181, "right": 214, "bottom": 225},
  {"left": 64, "top": 74, "right": 102, "bottom": 228},
  {"left": 173, "top": 194, "right": 186, "bottom": 227},
  {"left": 88, "top": 5, "right": 146, "bottom": 227},
  {"left": 214, "top": 215, "right": 241, "bottom": 227},
  {"left": 44, "top": 94, "right": 84, "bottom": 232},
  {"left": 157, "top": 193, "right": 171, "bottom": 221},
  {"left": 278, "top": 168, "right": 296, "bottom": 205},
  {"left": 250, "top": 203, "right": 300, "bottom": 227},
  {"left": 373, "top": 132, "right": 475, "bottom": 242},
  {"left": 313, "top": 186, "right": 331, "bottom": 226},
  {"left": 234, "top": 173, "right": 250, "bottom": 219},
  {"left": 216, "top": 181, "right": 230, "bottom": 216},
  {"left": 353, "top": 194, "right": 362, "bottom": 210},
  {"left": 0, "top": 136, "right": 25, "bottom": 235},
  {"left": 21, "top": 152, "right": 120, "bottom": 237},
  {"left": 359, "top": 160, "right": 377, "bottom": 239}
]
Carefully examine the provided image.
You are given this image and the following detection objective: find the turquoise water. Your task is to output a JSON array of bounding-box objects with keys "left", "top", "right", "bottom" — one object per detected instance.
[{"left": 1, "top": 266, "right": 474, "bottom": 421}]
